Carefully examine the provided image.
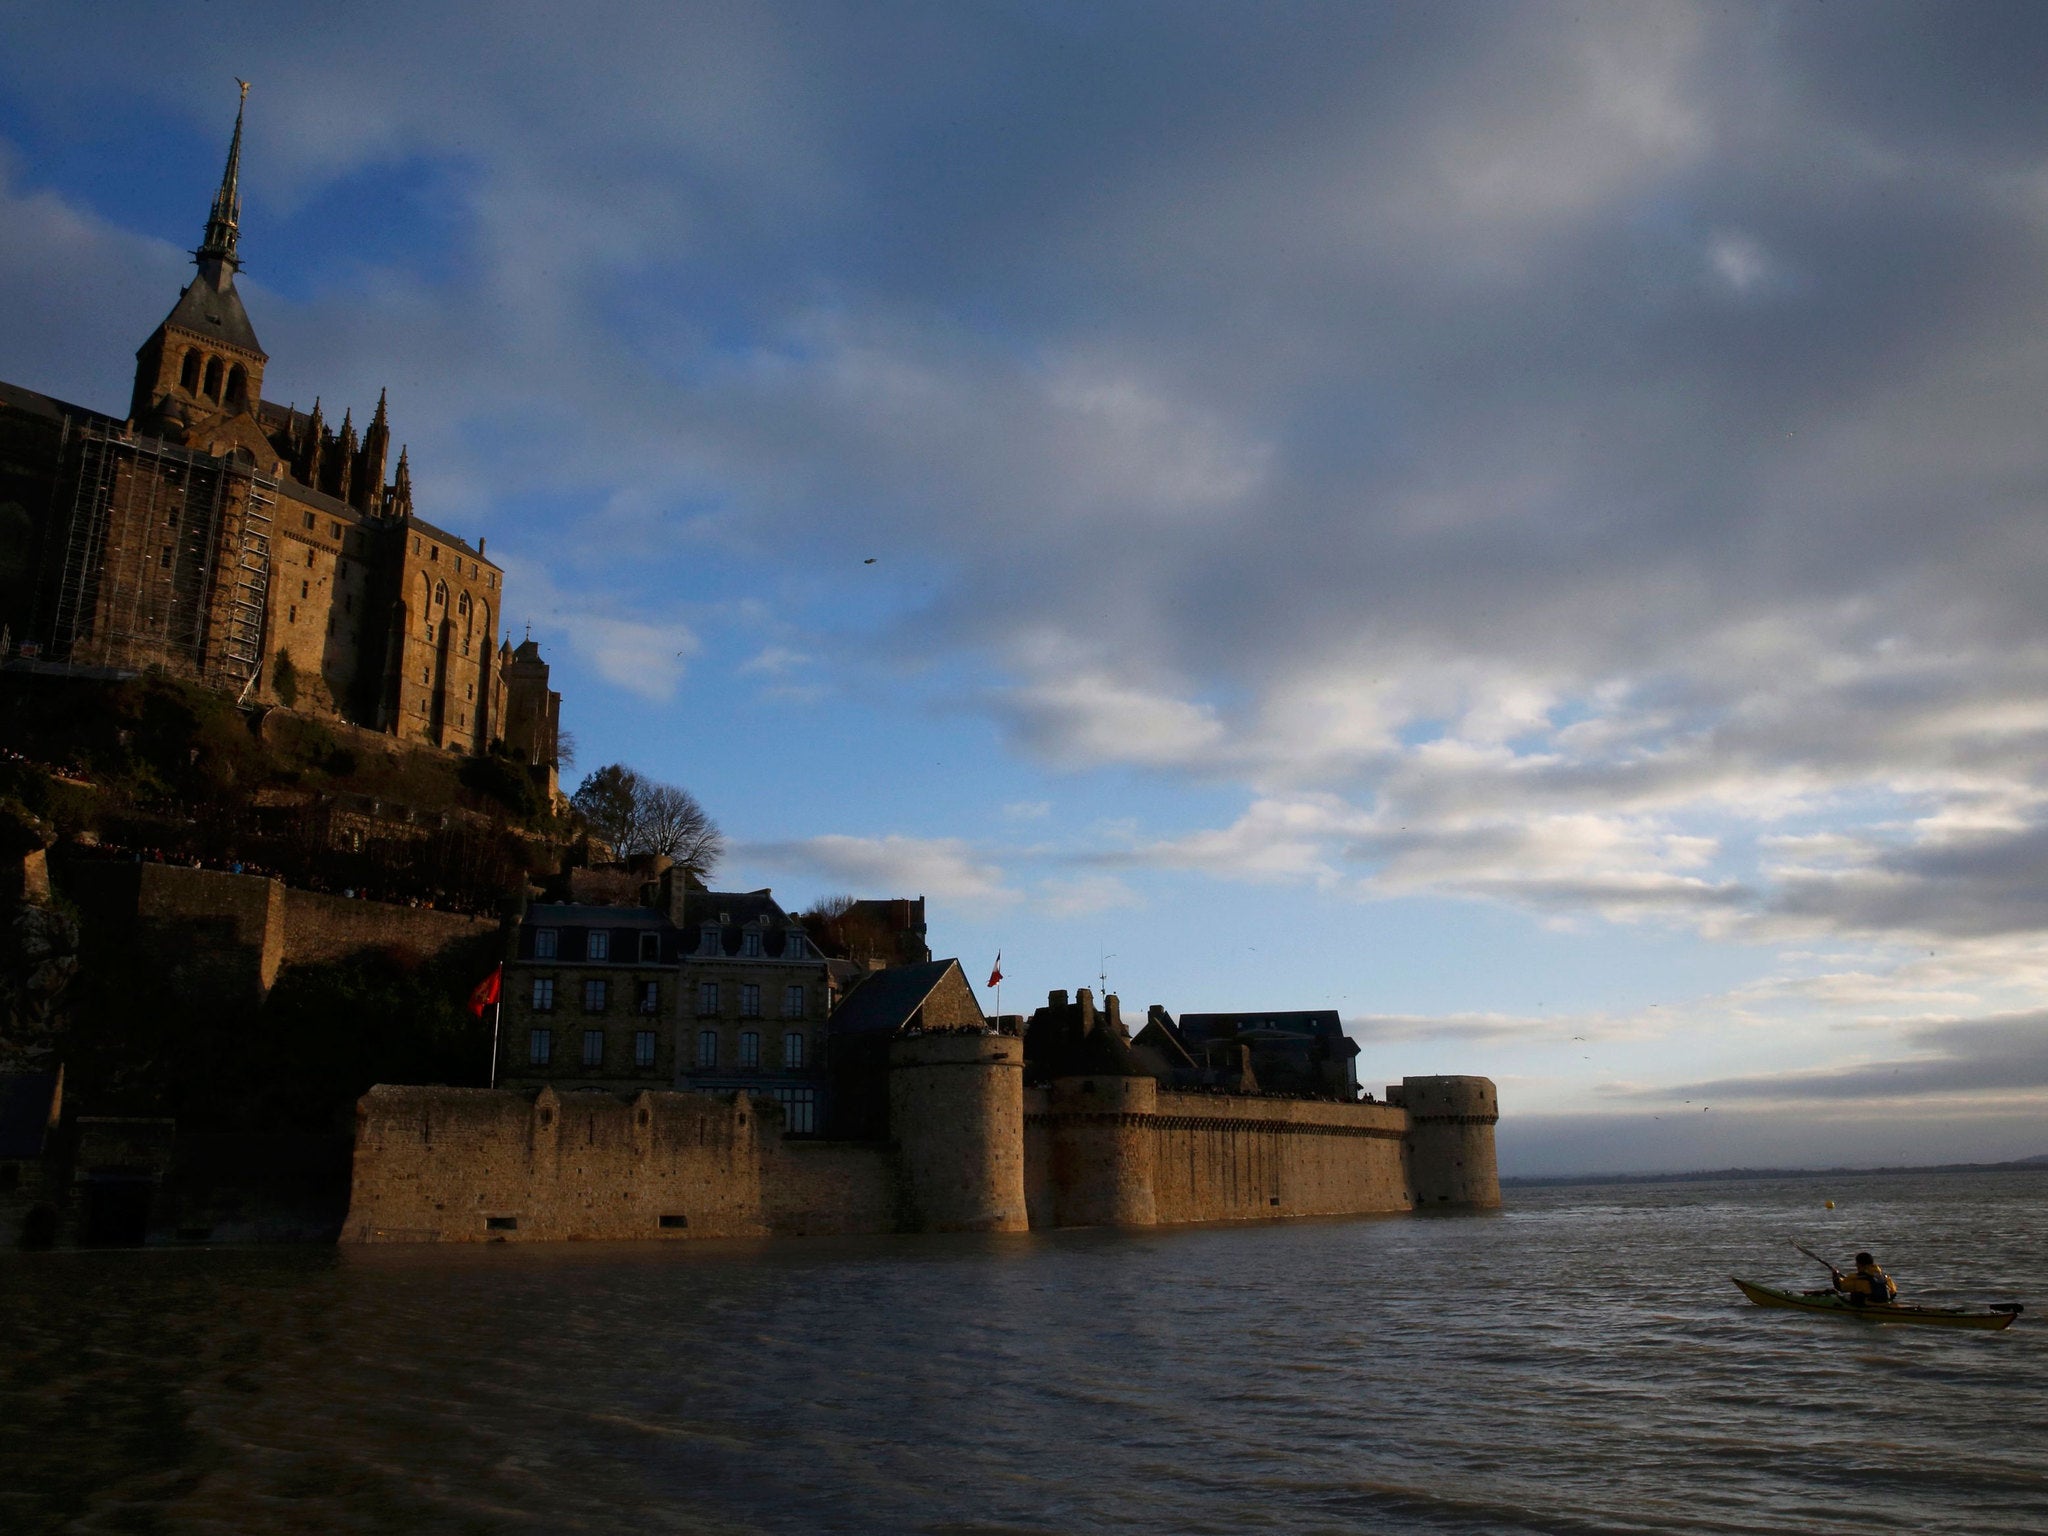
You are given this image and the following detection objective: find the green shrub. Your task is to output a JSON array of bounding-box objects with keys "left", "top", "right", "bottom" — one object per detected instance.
[{"left": 459, "top": 753, "right": 544, "bottom": 822}]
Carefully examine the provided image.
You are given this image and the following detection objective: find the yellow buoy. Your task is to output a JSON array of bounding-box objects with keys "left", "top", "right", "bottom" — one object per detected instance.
[{"left": 1825, "top": 1200, "right": 1835, "bottom": 1209}]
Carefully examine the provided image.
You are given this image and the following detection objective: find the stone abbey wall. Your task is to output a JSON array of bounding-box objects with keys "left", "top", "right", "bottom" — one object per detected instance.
[{"left": 344, "top": 1062, "right": 1499, "bottom": 1244}]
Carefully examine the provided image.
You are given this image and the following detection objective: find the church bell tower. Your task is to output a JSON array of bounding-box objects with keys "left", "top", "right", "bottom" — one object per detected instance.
[{"left": 129, "top": 81, "right": 270, "bottom": 435}]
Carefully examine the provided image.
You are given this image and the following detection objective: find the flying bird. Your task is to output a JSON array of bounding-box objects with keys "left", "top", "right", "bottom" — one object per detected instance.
[{"left": 863, "top": 557, "right": 877, "bottom": 564}]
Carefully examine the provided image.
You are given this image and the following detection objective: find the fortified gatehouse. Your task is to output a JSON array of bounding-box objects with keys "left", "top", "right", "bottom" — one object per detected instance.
[{"left": 343, "top": 980, "right": 1500, "bottom": 1242}]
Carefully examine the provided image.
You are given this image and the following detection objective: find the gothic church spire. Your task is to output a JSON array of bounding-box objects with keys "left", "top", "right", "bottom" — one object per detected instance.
[{"left": 196, "top": 79, "right": 250, "bottom": 283}]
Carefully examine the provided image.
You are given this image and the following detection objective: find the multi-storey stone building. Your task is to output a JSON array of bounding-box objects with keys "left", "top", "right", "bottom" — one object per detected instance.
[
  {"left": 0, "top": 86, "right": 560, "bottom": 777},
  {"left": 500, "top": 871, "right": 835, "bottom": 1131}
]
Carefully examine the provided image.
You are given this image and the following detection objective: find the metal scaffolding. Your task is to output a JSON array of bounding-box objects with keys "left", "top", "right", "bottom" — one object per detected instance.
[{"left": 42, "top": 430, "right": 273, "bottom": 683}]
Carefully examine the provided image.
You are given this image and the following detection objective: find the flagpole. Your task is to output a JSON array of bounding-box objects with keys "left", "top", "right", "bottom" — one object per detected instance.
[{"left": 489, "top": 972, "right": 503, "bottom": 1088}]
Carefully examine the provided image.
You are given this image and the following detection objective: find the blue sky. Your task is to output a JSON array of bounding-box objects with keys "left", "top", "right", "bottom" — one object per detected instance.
[{"left": 6, "top": 2, "right": 2048, "bottom": 1174}]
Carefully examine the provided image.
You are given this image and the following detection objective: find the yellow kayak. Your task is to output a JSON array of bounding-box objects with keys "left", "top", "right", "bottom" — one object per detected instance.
[{"left": 1733, "top": 1277, "right": 2021, "bottom": 1330}]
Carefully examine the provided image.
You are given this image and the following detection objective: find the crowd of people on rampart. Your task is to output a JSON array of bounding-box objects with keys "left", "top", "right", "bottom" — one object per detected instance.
[{"left": 55, "top": 837, "right": 503, "bottom": 915}]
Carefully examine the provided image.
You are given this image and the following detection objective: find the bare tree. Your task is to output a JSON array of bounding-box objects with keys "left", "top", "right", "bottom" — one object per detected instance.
[
  {"left": 571, "top": 763, "right": 723, "bottom": 881},
  {"left": 638, "top": 780, "right": 723, "bottom": 883}
]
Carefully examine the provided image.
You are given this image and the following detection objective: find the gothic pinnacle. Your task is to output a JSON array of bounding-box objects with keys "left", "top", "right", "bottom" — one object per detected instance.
[{"left": 197, "top": 79, "right": 249, "bottom": 279}]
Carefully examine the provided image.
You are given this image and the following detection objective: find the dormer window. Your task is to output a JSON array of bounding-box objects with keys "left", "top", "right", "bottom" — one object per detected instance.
[
  {"left": 699, "top": 924, "right": 722, "bottom": 955},
  {"left": 639, "top": 932, "right": 660, "bottom": 962},
  {"left": 587, "top": 930, "right": 610, "bottom": 961},
  {"left": 533, "top": 928, "right": 558, "bottom": 959},
  {"left": 741, "top": 931, "right": 762, "bottom": 958},
  {"left": 785, "top": 933, "right": 807, "bottom": 960}
]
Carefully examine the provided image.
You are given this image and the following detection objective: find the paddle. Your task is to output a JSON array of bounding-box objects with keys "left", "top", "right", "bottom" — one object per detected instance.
[{"left": 1791, "top": 1240, "right": 1843, "bottom": 1281}]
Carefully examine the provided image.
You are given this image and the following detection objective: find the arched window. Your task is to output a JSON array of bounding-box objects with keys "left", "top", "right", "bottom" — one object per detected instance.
[
  {"left": 226, "top": 365, "right": 247, "bottom": 407},
  {"left": 179, "top": 350, "right": 201, "bottom": 393},
  {"left": 457, "top": 592, "right": 471, "bottom": 617},
  {"left": 202, "top": 357, "right": 224, "bottom": 400},
  {"left": 434, "top": 580, "right": 447, "bottom": 607}
]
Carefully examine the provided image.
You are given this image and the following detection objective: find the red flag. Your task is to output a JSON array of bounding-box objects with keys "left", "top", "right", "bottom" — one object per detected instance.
[
  {"left": 468, "top": 964, "right": 502, "bottom": 1017},
  {"left": 986, "top": 953, "right": 1003, "bottom": 988}
]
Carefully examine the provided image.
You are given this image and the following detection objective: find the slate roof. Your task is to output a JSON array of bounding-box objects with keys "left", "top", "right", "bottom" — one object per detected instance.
[
  {"left": 524, "top": 902, "right": 671, "bottom": 928},
  {"left": 829, "top": 960, "right": 962, "bottom": 1036},
  {"left": 278, "top": 477, "right": 369, "bottom": 525},
  {"left": 679, "top": 890, "right": 811, "bottom": 961},
  {"left": 0, "top": 378, "right": 117, "bottom": 428},
  {"left": 1177, "top": 1010, "right": 1358, "bottom": 1056},
  {"left": 158, "top": 273, "right": 266, "bottom": 358},
  {"left": 0, "top": 1070, "right": 61, "bottom": 1161}
]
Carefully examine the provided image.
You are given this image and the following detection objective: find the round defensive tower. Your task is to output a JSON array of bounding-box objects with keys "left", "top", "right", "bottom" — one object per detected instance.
[
  {"left": 1398, "top": 1075, "right": 1502, "bottom": 1209},
  {"left": 888, "top": 1032, "right": 1029, "bottom": 1232},
  {"left": 1048, "top": 1073, "right": 1159, "bottom": 1228}
]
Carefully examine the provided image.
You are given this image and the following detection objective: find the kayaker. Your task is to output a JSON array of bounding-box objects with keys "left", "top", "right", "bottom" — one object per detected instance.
[{"left": 1833, "top": 1252, "right": 1898, "bottom": 1306}]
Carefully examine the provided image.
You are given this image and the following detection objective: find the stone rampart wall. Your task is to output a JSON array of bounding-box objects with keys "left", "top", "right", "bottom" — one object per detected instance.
[
  {"left": 764, "top": 1139, "right": 902, "bottom": 1236},
  {"left": 347, "top": 1081, "right": 1481, "bottom": 1245},
  {"left": 278, "top": 886, "right": 497, "bottom": 967},
  {"left": 1021, "top": 1089, "right": 1414, "bottom": 1228},
  {"left": 56, "top": 861, "right": 499, "bottom": 1002},
  {"left": 1147, "top": 1092, "right": 1412, "bottom": 1224},
  {"left": 346, "top": 1084, "right": 902, "bottom": 1243},
  {"left": 1021, "top": 1085, "right": 1053, "bottom": 1227}
]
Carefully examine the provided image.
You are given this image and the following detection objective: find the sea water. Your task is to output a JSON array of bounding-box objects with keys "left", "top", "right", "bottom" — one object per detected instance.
[{"left": 4, "top": 1169, "right": 2043, "bottom": 1534}]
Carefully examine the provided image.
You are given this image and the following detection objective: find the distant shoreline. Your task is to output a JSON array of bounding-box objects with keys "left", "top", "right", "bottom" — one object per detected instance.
[{"left": 1503, "top": 1154, "right": 2048, "bottom": 1188}]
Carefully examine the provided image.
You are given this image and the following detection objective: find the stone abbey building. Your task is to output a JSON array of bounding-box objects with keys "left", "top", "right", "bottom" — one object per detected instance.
[{"left": 0, "top": 87, "right": 559, "bottom": 771}]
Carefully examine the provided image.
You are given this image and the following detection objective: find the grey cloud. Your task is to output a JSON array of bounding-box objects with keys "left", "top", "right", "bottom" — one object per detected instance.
[
  {"left": 1649, "top": 1011, "right": 2048, "bottom": 1104},
  {"left": 1770, "top": 821, "right": 2048, "bottom": 940},
  {"left": 1498, "top": 1101, "right": 2048, "bottom": 1178},
  {"left": 12, "top": 5, "right": 2048, "bottom": 950},
  {"left": 1347, "top": 1013, "right": 1550, "bottom": 1044}
]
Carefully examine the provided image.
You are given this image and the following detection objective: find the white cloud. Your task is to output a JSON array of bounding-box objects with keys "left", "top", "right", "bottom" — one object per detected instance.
[
  {"left": 1003, "top": 669, "right": 1229, "bottom": 771},
  {"left": 1036, "top": 874, "right": 1140, "bottom": 920},
  {"left": 1104, "top": 797, "right": 1346, "bottom": 884},
  {"left": 741, "top": 834, "right": 1017, "bottom": 907},
  {"left": 497, "top": 558, "right": 698, "bottom": 702}
]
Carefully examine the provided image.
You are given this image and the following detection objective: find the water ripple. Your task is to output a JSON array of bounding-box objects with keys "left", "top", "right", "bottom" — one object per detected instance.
[{"left": 2, "top": 1170, "right": 2042, "bottom": 1533}]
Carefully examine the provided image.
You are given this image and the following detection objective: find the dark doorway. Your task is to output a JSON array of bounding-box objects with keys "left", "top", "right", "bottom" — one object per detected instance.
[{"left": 79, "top": 1174, "right": 155, "bottom": 1247}]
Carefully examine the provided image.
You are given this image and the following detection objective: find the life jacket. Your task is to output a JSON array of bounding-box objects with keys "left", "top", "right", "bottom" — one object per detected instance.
[{"left": 1843, "top": 1266, "right": 1896, "bottom": 1304}]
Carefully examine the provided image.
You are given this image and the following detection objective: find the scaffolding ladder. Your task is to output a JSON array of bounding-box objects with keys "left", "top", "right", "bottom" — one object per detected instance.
[{"left": 218, "top": 473, "right": 274, "bottom": 685}]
